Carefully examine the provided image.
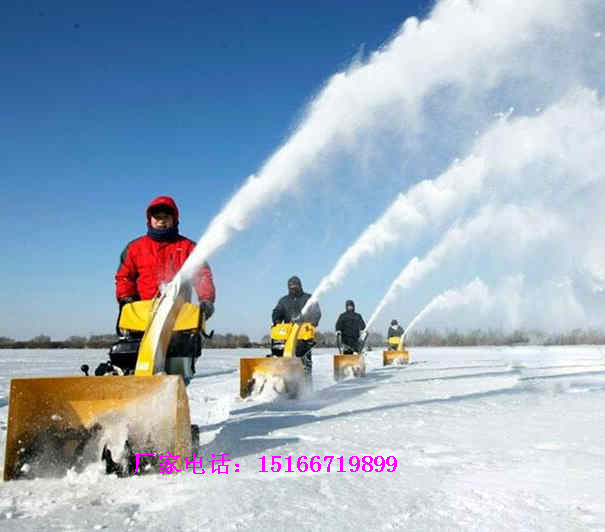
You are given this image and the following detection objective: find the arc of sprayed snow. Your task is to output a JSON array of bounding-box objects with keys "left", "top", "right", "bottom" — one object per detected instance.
[
  {"left": 175, "top": 0, "right": 576, "bottom": 286},
  {"left": 365, "top": 202, "right": 565, "bottom": 331},
  {"left": 301, "top": 155, "right": 487, "bottom": 314},
  {"left": 402, "top": 277, "right": 489, "bottom": 341},
  {"left": 302, "top": 86, "right": 605, "bottom": 314}
]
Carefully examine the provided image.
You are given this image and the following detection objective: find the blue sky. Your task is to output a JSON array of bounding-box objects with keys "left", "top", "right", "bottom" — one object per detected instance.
[
  {"left": 2, "top": 1, "right": 604, "bottom": 341},
  {"left": 2, "top": 1, "right": 434, "bottom": 340}
]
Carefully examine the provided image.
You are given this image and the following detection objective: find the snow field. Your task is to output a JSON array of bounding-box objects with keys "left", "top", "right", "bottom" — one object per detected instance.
[{"left": 0, "top": 345, "right": 604, "bottom": 530}]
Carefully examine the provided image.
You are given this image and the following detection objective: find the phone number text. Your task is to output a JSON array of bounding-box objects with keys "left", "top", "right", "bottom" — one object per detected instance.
[{"left": 258, "top": 455, "right": 397, "bottom": 473}]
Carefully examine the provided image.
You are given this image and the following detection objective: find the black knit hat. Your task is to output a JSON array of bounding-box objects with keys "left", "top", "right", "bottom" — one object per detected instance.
[
  {"left": 391, "top": 319, "right": 398, "bottom": 325},
  {"left": 288, "top": 276, "right": 302, "bottom": 287}
]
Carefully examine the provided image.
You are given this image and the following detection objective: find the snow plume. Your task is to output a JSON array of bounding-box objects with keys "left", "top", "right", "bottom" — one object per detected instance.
[
  {"left": 403, "top": 278, "right": 491, "bottom": 341},
  {"left": 365, "top": 203, "right": 566, "bottom": 331},
  {"left": 304, "top": 87, "right": 605, "bottom": 312},
  {"left": 178, "top": 0, "right": 587, "bottom": 283},
  {"left": 403, "top": 275, "right": 589, "bottom": 337},
  {"left": 354, "top": 87, "right": 605, "bottom": 333},
  {"left": 303, "top": 155, "right": 486, "bottom": 311},
  {"left": 584, "top": 250, "right": 605, "bottom": 294},
  {"left": 366, "top": 173, "right": 605, "bottom": 331}
]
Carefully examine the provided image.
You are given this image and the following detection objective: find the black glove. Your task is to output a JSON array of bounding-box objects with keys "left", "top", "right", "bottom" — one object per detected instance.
[{"left": 200, "top": 300, "right": 214, "bottom": 319}]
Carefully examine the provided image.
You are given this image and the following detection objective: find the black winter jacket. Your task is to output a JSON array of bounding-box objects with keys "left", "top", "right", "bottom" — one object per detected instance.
[
  {"left": 272, "top": 292, "right": 321, "bottom": 326},
  {"left": 388, "top": 325, "right": 404, "bottom": 338},
  {"left": 335, "top": 311, "right": 366, "bottom": 348}
]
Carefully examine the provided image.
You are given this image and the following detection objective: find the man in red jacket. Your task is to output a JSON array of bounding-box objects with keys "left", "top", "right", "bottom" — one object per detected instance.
[{"left": 115, "top": 196, "right": 216, "bottom": 318}]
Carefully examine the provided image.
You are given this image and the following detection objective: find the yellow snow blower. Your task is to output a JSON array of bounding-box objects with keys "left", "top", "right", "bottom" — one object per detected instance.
[
  {"left": 3, "top": 282, "right": 205, "bottom": 481},
  {"left": 239, "top": 322, "right": 315, "bottom": 398},
  {"left": 383, "top": 335, "right": 409, "bottom": 366},
  {"left": 333, "top": 331, "right": 366, "bottom": 381}
]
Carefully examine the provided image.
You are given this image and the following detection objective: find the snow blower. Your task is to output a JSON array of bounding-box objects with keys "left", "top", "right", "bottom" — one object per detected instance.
[
  {"left": 383, "top": 335, "right": 409, "bottom": 366},
  {"left": 239, "top": 322, "right": 314, "bottom": 398},
  {"left": 3, "top": 282, "right": 207, "bottom": 480},
  {"left": 333, "top": 331, "right": 367, "bottom": 381}
]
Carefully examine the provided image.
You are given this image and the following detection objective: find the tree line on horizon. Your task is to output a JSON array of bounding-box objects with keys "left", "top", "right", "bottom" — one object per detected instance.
[{"left": 1, "top": 328, "right": 604, "bottom": 349}]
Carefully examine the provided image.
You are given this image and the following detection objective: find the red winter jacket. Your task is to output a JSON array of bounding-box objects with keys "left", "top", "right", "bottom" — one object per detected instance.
[{"left": 115, "top": 197, "right": 215, "bottom": 302}]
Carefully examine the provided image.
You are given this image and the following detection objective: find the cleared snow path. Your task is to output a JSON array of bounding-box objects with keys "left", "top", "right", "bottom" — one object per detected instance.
[{"left": 1, "top": 346, "right": 605, "bottom": 531}]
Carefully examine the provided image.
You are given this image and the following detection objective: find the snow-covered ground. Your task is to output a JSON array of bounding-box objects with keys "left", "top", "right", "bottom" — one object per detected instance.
[{"left": 1, "top": 345, "right": 605, "bottom": 531}]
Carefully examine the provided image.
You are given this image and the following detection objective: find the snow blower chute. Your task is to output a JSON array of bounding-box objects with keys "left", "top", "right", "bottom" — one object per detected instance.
[
  {"left": 239, "top": 322, "right": 314, "bottom": 398},
  {"left": 333, "top": 331, "right": 366, "bottom": 381},
  {"left": 383, "top": 335, "right": 409, "bottom": 366},
  {"left": 3, "top": 282, "right": 207, "bottom": 480}
]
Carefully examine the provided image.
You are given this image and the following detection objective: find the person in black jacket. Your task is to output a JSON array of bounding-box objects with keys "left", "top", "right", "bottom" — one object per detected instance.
[
  {"left": 335, "top": 300, "right": 366, "bottom": 354},
  {"left": 387, "top": 319, "right": 404, "bottom": 339},
  {"left": 271, "top": 276, "right": 321, "bottom": 377},
  {"left": 272, "top": 276, "right": 321, "bottom": 325}
]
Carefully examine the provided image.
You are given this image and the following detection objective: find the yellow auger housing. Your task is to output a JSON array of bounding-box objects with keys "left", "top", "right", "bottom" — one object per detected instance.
[
  {"left": 333, "top": 331, "right": 367, "bottom": 381},
  {"left": 383, "top": 335, "right": 410, "bottom": 366},
  {"left": 4, "top": 284, "right": 199, "bottom": 481},
  {"left": 333, "top": 353, "right": 366, "bottom": 380},
  {"left": 239, "top": 322, "right": 314, "bottom": 398},
  {"left": 4, "top": 374, "right": 191, "bottom": 481}
]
